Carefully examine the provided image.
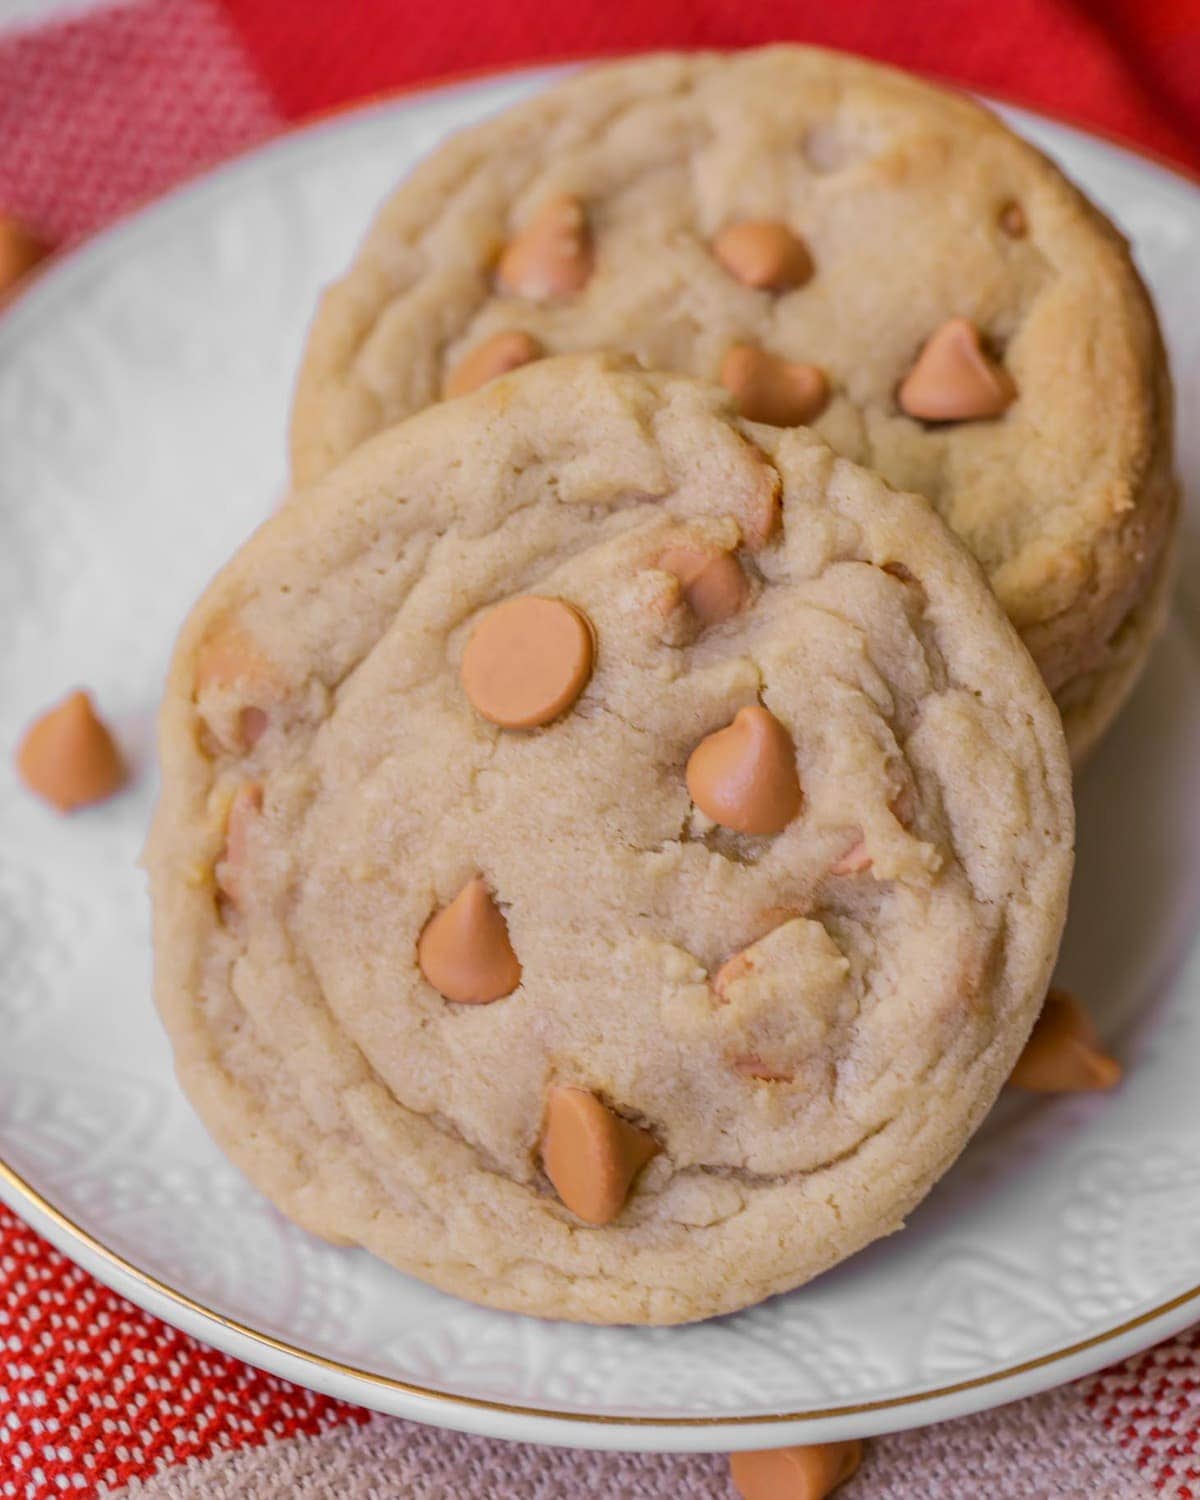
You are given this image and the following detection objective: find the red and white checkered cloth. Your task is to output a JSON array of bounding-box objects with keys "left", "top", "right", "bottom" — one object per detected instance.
[{"left": 2, "top": 2, "right": 1200, "bottom": 1495}]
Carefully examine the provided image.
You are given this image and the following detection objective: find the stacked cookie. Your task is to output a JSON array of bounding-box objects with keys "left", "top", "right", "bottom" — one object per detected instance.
[
  {"left": 146, "top": 47, "right": 1173, "bottom": 1324},
  {"left": 291, "top": 48, "right": 1176, "bottom": 763}
]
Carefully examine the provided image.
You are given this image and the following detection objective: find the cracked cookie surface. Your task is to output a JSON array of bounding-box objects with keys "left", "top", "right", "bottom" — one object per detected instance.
[
  {"left": 150, "top": 356, "right": 1073, "bottom": 1323},
  {"left": 290, "top": 45, "right": 1176, "bottom": 762}
]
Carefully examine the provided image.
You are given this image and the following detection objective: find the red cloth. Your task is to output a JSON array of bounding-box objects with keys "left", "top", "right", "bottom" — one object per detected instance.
[
  {"left": 0, "top": 1203, "right": 367, "bottom": 1494},
  {"left": 218, "top": 0, "right": 1200, "bottom": 171},
  {"left": 0, "top": 0, "right": 277, "bottom": 242},
  {"left": 2, "top": 0, "right": 1199, "bottom": 245},
  {"left": 1, "top": 1, "right": 1200, "bottom": 1495}
]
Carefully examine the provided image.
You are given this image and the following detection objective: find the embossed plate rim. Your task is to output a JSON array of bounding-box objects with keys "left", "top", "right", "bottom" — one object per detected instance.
[
  {"left": 5, "top": 1151, "right": 1200, "bottom": 1452},
  {"left": 2, "top": 66, "right": 1199, "bottom": 1451}
]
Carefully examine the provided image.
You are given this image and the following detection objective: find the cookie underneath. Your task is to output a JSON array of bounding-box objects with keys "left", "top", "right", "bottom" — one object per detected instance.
[{"left": 290, "top": 46, "right": 1177, "bottom": 762}]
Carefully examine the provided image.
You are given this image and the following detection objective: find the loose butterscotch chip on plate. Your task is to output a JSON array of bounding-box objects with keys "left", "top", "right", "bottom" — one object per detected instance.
[
  {"left": 0, "top": 215, "right": 49, "bottom": 297},
  {"left": 17, "top": 690, "right": 125, "bottom": 812},
  {"left": 1009, "top": 987, "right": 1121, "bottom": 1092}
]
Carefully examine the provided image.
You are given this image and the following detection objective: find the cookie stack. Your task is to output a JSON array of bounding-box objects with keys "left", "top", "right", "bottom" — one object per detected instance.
[{"left": 146, "top": 47, "right": 1174, "bottom": 1325}]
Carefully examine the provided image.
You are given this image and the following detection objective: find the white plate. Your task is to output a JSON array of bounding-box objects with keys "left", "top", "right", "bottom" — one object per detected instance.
[{"left": 2, "top": 66, "right": 1200, "bottom": 1455}]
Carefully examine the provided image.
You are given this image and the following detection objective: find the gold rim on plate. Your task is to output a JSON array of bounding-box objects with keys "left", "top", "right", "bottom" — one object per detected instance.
[{"left": 4, "top": 1154, "right": 1200, "bottom": 1426}]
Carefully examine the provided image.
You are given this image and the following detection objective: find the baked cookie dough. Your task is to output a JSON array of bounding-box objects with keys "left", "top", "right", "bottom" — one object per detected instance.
[
  {"left": 149, "top": 356, "right": 1073, "bottom": 1324},
  {"left": 290, "top": 46, "right": 1176, "bottom": 761}
]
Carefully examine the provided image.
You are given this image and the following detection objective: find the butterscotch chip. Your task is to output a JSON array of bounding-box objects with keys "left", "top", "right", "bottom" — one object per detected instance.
[
  {"left": 712, "top": 220, "right": 813, "bottom": 290},
  {"left": 730, "top": 1441, "right": 864, "bottom": 1500},
  {"left": 720, "top": 344, "right": 830, "bottom": 427},
  {"left": 291, "top": 50, "right": 1176, "bottom": 768},
  {"left": 194, "top": 623, "right": 275, "bottom": 695},
  {"left": 687, "top": 704, "right": 802, "bottom": 835},
  {"left": 829, "top": 788, "right": 911, "bottom": 876},
  {"left": 17, "top": 690, "right": 125, "bottom": 812},
  {"left": 541, "top": 1086, "right": 658, "bottom": 1225},
  {"left": 216, "top": 782, "right": 263, "bottom": 909},
  {"left": 444, "top": 330, "right": 542, "bottom": 399},
  {"left": 1009, "top": 987, "right": 1121, "bottom": 1092},
  {"left": 239, "top": 706, "right": 269, "bottom": 747},
  {"left": 496, "top": 193, "right": 592, "bottom": 301},
  {"left": 194, "top": 624, "right": 283, "bottom": 750},
  {"left": 0, "top": 215, "right": 48, "bottom": 298},
  {"left": 1000, "top": 199, "right": 1028, "bottom": 237},
  {"left": 712, "top": 945, "right": 755, "bottom": 998},
  {"left": 656, "top": 544, "right": 748, "bottom": 625},
  {"left": 417, "top": 876, "right": 522, "bottom": 1003},
  {"left": 898, "top": 317, "right": 1016, "bottom": 422},
  {"left": 712, "top": 919, "right": 844, "bottom": 1084},
  {"left": 830, "top": 836, "right": 871, "bottom": 875},
  {"left": 149, "top": 356, "right": 1073, "bottom": 1324},
  {"left": 461, "top": 595, "right": 593, "bottom": 728},
  {"left": 741, "top": 455, "right": 783, "bottom": 550}
]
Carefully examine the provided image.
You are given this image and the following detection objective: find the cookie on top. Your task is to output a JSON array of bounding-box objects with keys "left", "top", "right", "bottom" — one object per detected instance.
[{"left": 150, "top": 355, "right": 1073, "bottom": 1324}]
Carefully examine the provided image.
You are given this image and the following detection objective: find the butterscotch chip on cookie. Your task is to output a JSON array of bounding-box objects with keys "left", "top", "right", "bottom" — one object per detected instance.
[
  {"left": 460, "top": 595, "right": 594, "bottom": 728},
  {"left": 720, "top": 344, "right": 831, "bottom": 427},
  {"left": 290, "top": 46, "right": 1176, "bottom": 762},
  {"left": 686, "top": 705, "right": 802, "bottom": 835},
  {"left": 417, "top": 875, "right": 522, "bottom": 1003},
  {"left": 443, "top": 328, "right": 542, "bottom": 398},
  {"left": 541, "top": 1086, "right": 659, "bottom": 1226},
  {"left": 496, "top": 192, "right": 593, "bottom": 300},
  {"left": 149, "top": 356, "right": 1072, "bottom": 1324},
  {"left": 712, "top": 220, "right": 814, "bottom": 292},
  {"left": 898, "top": 317, "right": 1016, "bottom": 422},
  {"left": 656, "top": 543, "right": 749, "bottom": 626}
]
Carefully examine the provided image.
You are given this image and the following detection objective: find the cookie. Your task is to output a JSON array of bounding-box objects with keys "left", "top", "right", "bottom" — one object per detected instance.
[
  {"left": 289, "top": 46, "right": 1177, "bottom": 761},
  {"left": 149, "top": 356, "right": 1073, "bottom": 1324}
]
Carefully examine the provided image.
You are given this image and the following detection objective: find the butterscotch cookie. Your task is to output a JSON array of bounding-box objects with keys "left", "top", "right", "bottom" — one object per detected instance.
[
  {"left": 290, "top": 46, "right": 1176, "bottom": 761},
  {"left": 149, "top": 356, "right": 1073, "bottom": 1324}
]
